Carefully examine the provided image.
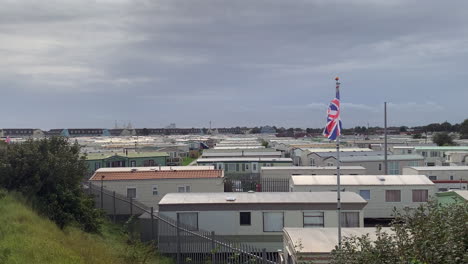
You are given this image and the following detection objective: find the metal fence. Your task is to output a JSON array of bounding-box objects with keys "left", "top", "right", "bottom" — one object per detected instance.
[
  {"left": 224, "top": 178, "right": 290, "bottom": 192},
  {"left": 86, "top": 183, "right": 279, "bottom": 264}
]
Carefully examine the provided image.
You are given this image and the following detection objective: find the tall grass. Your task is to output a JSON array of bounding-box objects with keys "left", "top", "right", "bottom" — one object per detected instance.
[{"left": 0, "top": 192, "right": 172, "bottom": 264}]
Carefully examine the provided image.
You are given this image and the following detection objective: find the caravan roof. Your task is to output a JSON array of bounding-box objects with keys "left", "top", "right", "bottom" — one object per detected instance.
[{"left": 291, "top": 175, "right": 434, "bottom": 186}]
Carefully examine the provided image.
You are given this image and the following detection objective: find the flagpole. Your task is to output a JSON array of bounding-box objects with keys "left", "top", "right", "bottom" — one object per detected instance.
[{"left": 335, "top": 77, "right": 342, "bottom": 250}]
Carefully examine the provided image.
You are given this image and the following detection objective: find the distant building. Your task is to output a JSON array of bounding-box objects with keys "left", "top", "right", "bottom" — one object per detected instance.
[
  {"left": 46, "top": 128, "right": 108, "bottom": 137},
  {"left": 0, "top": 128, "right": 43, "bottom": 138}
]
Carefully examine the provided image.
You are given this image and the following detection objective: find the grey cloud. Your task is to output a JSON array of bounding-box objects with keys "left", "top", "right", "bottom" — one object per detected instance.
[{"left": 0, "top": 0, "right": 467, "bottom": 128}]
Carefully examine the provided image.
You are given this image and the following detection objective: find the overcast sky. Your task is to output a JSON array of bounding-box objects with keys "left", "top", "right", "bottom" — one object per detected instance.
[{"left": 1, "top": 0, "right": 467, "bottom": 129}]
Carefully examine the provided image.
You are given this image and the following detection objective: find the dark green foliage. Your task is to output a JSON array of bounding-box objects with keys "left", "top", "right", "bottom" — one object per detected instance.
[
  {"left": 0, "top": 137, "right": 102, "bottom": 232},
  {"left": 331, "top": 201, "right": 468, "bottom": 264},
  {"left": 250, "top": 127, "right": 261, "bottom": 134},
  {"left": 461, "top": 119, "right": 468, "bottom": 139},
  {"left": 432, "top": 132, "right": 456, "bottom": 146}
]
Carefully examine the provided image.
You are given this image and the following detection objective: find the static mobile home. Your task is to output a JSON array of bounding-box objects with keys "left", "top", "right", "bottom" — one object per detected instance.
[
  {"left": 324, "top": 155, "right": 424, "bottom": 175},
  {"left": 283, "top": 227, "right": 393, "bottom": 264},
  {"left": 89, "top": 166, "right": 224, "bottom": 210},
  {"left": 158, "top": 192, "right": 367, "bottom": 252},
  {"left": 259, "top": 166, "right": 367, "bottom": 192},
  {"left": 260, "top": 166, "right": 367, "bottom": 180},
  {"left": 402, "top": 166, "right": 468, "bottom": 191},
  {"left": 201, "top": 148, "right": 282, "bottom": 159},
  {"left": 291, "top": 175, "right": 435, "bottom": 221},
  {"left": 196, "top": 157, "right": 293, "bottom": 178}
]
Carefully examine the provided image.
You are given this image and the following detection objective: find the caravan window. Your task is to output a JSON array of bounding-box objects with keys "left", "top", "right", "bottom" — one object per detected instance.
[
  {"left": 126, "top": 187, "right": 137, "bottom": 199},
  {"left": 178, "top": 185, "right": 191, "bottom": 193},
  {"left": 359, "top": 190, "right": 371, "bottom": 200},
  {"left": 240, "top": 212, "right": 251, "bottom": 226},
  {"left": 412, "top": 190, "right": 428, "bottom": 202},
  {"left": 263, "top": 212, "right": 284, "bottom": 232},
  {"left": 386, "top": 190, "right": 401, "bottom": 202},
  {"left": 341, "top": 212, "right": 359, "bottom": 227},
  {"left": 303, "top": 212, "right": 324, "bottom": 228},
  {"left": 389, "top": 162, "right": 399, "bottom": 175},
  {"left": 178, "top": 212, "right": 198, "bottom": 231}
]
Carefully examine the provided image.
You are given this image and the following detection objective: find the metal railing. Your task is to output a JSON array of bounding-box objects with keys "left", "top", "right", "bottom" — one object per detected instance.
[
  {"left": 224, "top": 178, "right": 290, "bottom": 192},
  {"left": 86, "top": 183, "right": 279, "bottom": 264}
]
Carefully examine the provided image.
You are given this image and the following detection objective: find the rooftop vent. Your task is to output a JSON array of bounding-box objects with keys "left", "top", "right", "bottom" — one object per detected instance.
[
  {"left": 225, "top": 197, "right": 236, "bottom": 201},
  {"left": 377, "top": 176, "right": 386, "bottom": 181},
  {"left": 131, "top": 168, "right": 138, "bottom": 173}
]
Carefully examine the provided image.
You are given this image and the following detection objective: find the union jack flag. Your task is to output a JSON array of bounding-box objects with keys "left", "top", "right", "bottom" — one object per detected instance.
[{"left": 323, "top": 81, "right": 342, "bottom": 140}]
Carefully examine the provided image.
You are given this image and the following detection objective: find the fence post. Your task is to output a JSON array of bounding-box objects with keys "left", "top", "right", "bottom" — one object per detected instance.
[
  {"left": 151, "top": 207, "right": 155, "bottom": 240},
  {"left": 176, "top": 214, "right": 181, "bottom": 264},
  {"left": 130, "top": 197, "right": 133, "bottom": 216},
  {"left": 211, "top": 231, "right": 216, "bottom": 264},
  {"left": 112, "top": 191, "right": 116, "bottom": 223},
  {"left": 262, "top": 248, "right": 267, "bottom": 264}
]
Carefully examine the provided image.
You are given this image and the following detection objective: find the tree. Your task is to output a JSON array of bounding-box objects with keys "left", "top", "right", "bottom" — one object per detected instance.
[
  {"left": 440, "top": 121, "right": 452, "bottom": 132},
  {"left": 460, "top": 119, "right": 468, "bottom": 139},
  {"left": 250, "top": 127, "right": 261, "bottom": 134},
  {"left": 399, "top": 126, "right": 408, "bottom": 132},
  {"left": 331, "top": 201, "right": 468, "bottom": 264},
  {"left": 432, "top": 132, "right": 456, "bottom": 146},
  {"left": 425, "top": 123, "right": 442, "bottom": 132},
  {"left": 0, "top": 137, "right": 102, "bottom": 232}
]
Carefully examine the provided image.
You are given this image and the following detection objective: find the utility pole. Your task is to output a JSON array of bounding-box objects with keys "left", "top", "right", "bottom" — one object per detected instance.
[{"left": 384, "top": 102, "right": 388, "bottom": 175}]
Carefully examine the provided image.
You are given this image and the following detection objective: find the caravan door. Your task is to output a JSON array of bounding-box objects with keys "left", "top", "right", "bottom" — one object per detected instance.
[{"left": 252, "top": 162, "right": 259, "bottom": 173}]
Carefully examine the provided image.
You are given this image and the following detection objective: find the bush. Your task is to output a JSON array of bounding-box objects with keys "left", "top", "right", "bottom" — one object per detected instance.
[
  {"left": 0, "top": 137, "right": 102, "bottom": 232},
  {"left": 331, "top": 201, "right": 468, "bottom": 264}
]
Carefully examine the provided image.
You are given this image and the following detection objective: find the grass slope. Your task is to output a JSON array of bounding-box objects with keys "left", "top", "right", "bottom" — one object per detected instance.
[{"left": 0, "top": 193, "right": 172, "bottom": 264}]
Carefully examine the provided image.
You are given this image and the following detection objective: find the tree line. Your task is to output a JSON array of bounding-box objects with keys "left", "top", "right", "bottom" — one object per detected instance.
[{"left": 253, "top": 118, "right": 468, "bottom": 138}]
